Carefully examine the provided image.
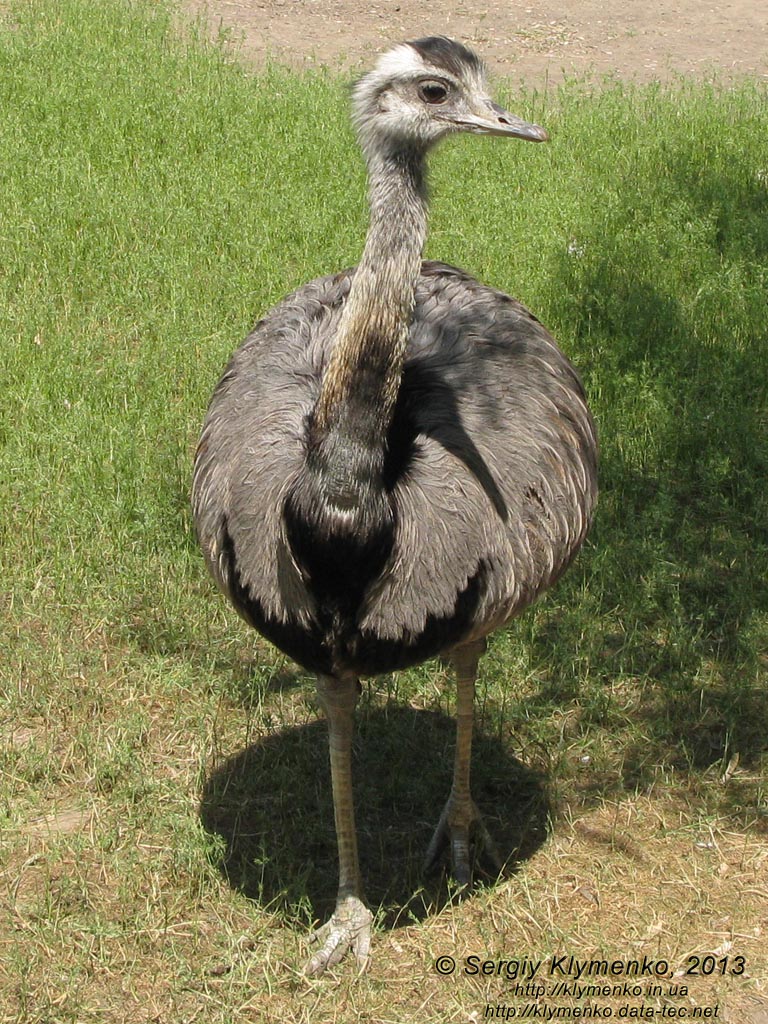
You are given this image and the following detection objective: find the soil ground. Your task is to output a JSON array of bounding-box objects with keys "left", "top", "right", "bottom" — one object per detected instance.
[{"left": 181, "top": 0, "right": 768, "bottom": 85}]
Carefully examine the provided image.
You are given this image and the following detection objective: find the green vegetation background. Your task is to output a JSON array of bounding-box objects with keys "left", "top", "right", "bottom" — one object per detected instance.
[{"left": 1, "top": 0, "right": 766, "bottom": 1018}]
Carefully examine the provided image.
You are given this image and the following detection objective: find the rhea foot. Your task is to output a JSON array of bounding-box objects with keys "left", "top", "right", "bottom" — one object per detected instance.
[
  {"left": 424, "top": 795, "right": 504, "bottom": 886},
  {"left": 304, "top": 896, "right": 373, "bottom": 976}
]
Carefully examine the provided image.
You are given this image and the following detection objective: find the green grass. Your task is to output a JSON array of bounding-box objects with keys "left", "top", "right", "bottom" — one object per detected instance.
[{"left": 1, "top": 0, "right": 767, "bottom": 1021}]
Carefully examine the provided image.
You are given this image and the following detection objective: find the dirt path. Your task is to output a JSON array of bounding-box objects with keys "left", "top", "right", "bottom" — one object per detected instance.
[{"left": 181, "top": 0, "right": 768, "bottom": 84}]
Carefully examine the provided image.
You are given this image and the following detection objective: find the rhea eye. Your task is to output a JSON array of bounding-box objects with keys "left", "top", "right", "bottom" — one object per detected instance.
[{"left": 418, "top": 80, "right": 448, "bottom": 104}]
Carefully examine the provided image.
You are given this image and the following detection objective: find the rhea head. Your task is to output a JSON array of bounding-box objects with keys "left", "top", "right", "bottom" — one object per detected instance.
[{"left": 352, "top": 36, "right": 548, "bottom": 160}]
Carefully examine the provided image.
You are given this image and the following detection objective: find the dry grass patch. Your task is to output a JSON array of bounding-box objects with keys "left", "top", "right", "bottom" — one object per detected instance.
[{"left": 2, "top": 687, "right": 766, "bottom": 1022}]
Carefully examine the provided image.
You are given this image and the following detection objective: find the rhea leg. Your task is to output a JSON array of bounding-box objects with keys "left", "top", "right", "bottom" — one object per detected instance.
[
  {"left": 305, "top": 674, "right": 372, "bottom": 975},
  {"left": 424, "top": 638, "right": 503, "bottom": 885}
]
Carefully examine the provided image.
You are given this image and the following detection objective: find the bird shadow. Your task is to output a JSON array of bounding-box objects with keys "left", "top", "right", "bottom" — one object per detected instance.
[{"left": 199, "top": 703, "right": 551, "bottom": 929}]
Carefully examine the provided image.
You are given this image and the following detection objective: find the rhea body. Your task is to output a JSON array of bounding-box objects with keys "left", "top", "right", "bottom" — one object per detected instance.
[{"left": 192, "top": 37, "right": 597, "bottom": 973}]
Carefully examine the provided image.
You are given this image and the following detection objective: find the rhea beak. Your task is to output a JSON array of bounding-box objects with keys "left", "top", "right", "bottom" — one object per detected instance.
[{"left": 455, "top": 99, "right": 549, "bottom": 141}]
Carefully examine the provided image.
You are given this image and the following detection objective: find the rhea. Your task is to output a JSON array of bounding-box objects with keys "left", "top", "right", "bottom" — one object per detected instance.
[{"left": 192, "top": 37, "right": 597, "bottom": 974}]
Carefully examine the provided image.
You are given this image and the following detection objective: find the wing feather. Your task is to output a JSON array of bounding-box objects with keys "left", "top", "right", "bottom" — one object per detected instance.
[{"left": 192, "top": 261, "right": 597, "bottom": 664}]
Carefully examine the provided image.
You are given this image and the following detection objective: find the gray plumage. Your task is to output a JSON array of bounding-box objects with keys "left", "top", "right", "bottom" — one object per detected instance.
[
  {"left": 194, "top": 262, "right": 594, "bottom": 661},
  {"left": 192, "top": 37, "right": 597, "bottom": 973}
]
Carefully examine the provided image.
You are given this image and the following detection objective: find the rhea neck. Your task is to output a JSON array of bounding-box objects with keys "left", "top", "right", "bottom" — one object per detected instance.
[{"left": 310, "top": 139, "right": 429, "bottom": 511}]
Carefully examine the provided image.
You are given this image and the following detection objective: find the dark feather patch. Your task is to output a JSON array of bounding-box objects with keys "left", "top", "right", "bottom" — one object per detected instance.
[
  {"left": 407, "top": 36, "right": 483, "bottom": 79},
  {"left": 219, "top": 519, "right": 334, "bottom": 675},
  {"left": 220, "top": 512, "right": 489, "bottom": 679},
  {"left": 283, "top": 471, "right": 395, "bottom": 623},
  {"left": 349, "top": 559, "right": 490, "bottom": 673}
]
